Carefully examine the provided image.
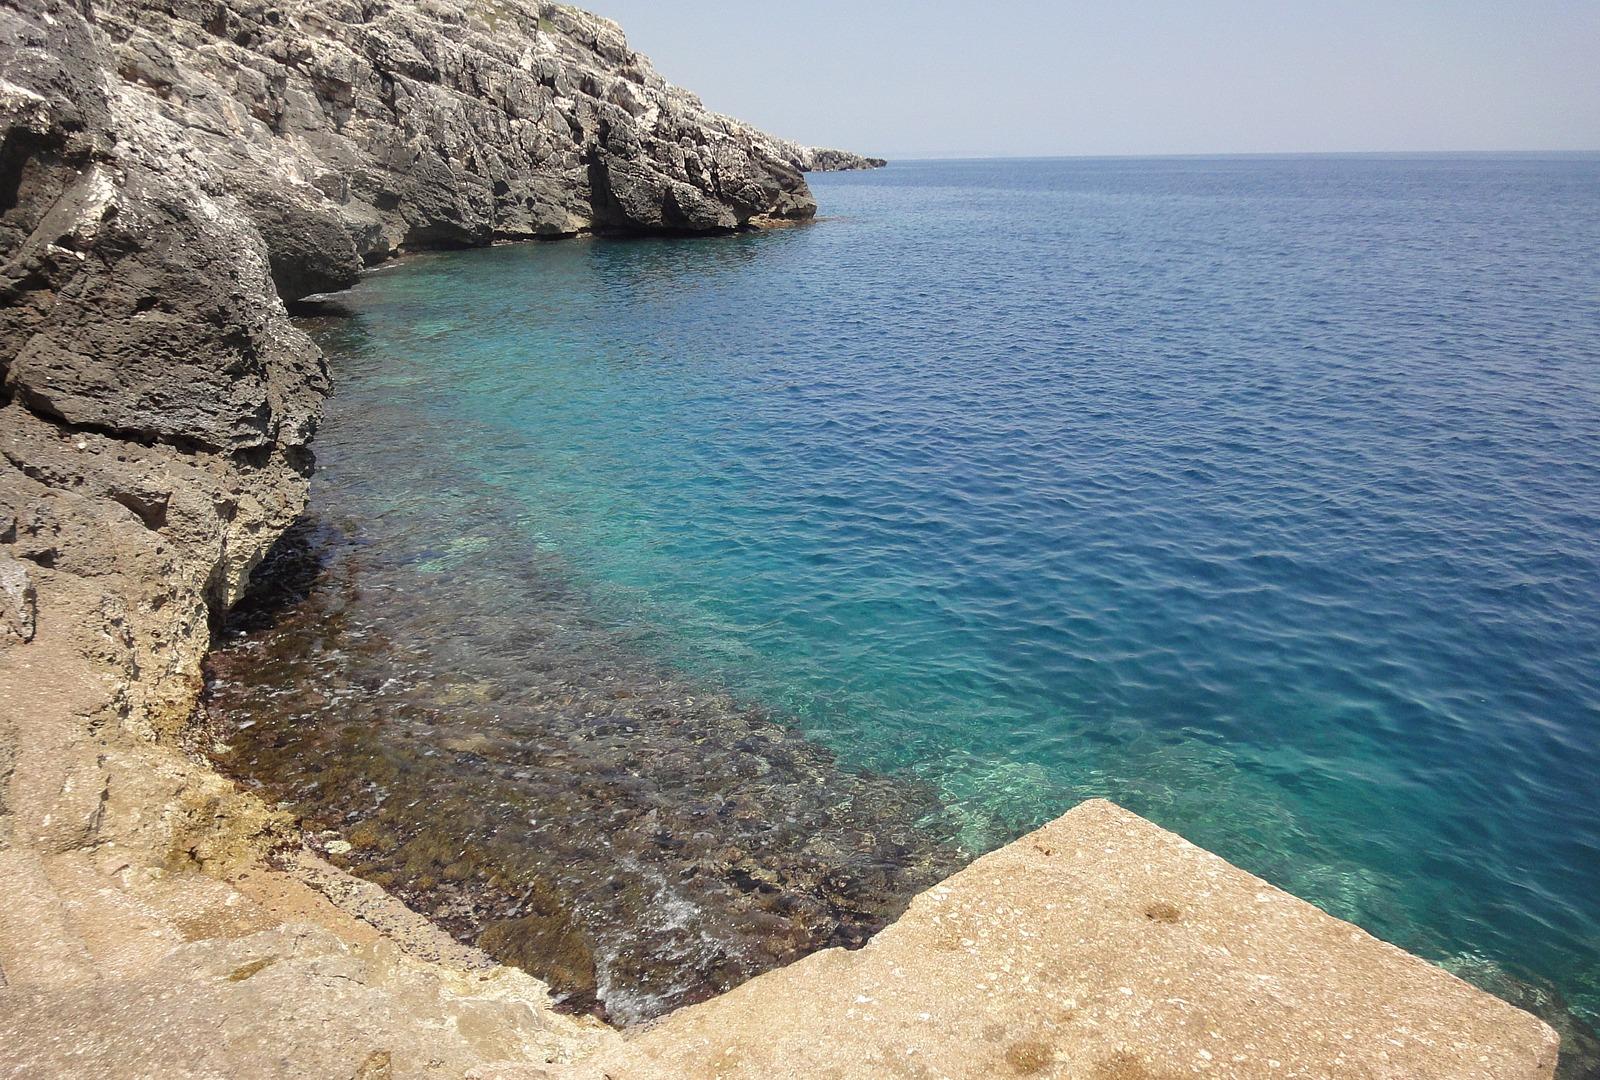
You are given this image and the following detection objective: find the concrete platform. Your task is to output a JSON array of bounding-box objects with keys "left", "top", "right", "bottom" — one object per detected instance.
[{"left": 598, "top": 799, "right": 1559, "bottom": 1079}]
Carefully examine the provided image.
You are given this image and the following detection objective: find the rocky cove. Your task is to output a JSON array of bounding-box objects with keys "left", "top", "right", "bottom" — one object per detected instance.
[{"left": 0, "top": 0, "right": 1577, "bottom": 1076}]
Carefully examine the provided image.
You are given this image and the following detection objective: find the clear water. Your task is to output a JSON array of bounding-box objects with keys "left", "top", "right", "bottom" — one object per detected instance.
[{"left": 242, "top": 156, "right": 1600, "bottom": 1035}]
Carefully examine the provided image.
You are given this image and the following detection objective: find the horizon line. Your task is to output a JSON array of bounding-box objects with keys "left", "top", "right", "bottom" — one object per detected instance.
[{"left": 836, "top": 148, "right": 1600, "bottom": 164}]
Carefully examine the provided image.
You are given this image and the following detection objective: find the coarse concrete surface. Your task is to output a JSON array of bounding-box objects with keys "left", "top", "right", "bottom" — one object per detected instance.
[{"left": 594, "top": 799, "right": 1560, "bottom": 1080}]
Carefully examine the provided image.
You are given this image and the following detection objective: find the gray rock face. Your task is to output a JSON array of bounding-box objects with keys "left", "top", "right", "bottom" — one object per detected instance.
[
  {"left": 75, "top": 0, "right": 844, "bottom": 300},
  {"left": 784, "top": 145, "right": 888, "bottom": 172},
  {"left": 0, "top": 555, "right": 34, "bottom": 641},
  {"left": 2, "top": 0, "right": 325, "bottom": 746}
]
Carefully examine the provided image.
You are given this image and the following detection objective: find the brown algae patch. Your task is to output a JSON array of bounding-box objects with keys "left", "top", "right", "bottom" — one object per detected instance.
[
  {"left": 1003, "top": 1038, "right": 1057, "bottom": 1074},
  {"left": 1142, "top": 901, "right": 1181, "bottom": 923},
  {"left": 225, "top": 957, "right": 279, "bottom": 982}
]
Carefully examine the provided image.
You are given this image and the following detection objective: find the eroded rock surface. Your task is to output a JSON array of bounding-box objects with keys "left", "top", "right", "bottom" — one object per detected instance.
[
  {"left": 47, "top": 0, "right": 876, "bottom": 303},
  {"left": 3, "top": 0, "right": 326, "bottom": 743},
  {"left": 794, "top": 146, "right": 887, "bottom": 172}
]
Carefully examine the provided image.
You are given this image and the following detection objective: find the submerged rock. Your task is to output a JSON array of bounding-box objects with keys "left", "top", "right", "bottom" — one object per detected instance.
[{"left": 206, "top": 516, "right": 965, "bottom": 1024}]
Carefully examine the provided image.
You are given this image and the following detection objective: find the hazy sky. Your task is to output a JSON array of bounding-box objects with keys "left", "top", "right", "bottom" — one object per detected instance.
[{"left": 589, "top": 1, "right": 1600, "bottom": 158}]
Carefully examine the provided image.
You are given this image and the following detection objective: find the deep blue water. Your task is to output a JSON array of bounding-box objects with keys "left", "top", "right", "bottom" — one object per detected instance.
[{"left": 307, "top": 156, "right": 1600, "bottom": 1022}]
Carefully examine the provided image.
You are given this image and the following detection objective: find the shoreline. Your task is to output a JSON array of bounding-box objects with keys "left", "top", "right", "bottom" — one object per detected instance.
[
  {"left": 202, "top": 510, "right": 966, "bottom": 1022},
  {"left": 0, "top": 0, "right": 1573, "bottom": 1075}
]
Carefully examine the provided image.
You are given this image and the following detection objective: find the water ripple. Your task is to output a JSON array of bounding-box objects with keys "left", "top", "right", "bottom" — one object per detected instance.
[{"left": 214, "top": 155, "right": 1599, "bottom": 1066}]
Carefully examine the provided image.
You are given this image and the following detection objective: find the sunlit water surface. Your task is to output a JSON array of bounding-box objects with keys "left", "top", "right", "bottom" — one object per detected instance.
[{"left": 211, "top": 156, "right": 1600, "bottom": 1051}]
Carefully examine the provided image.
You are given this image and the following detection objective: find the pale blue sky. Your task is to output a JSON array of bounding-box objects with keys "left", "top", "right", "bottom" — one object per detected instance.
[{"left": 590, "top": 1, "right": 1600, "bottom": 158}]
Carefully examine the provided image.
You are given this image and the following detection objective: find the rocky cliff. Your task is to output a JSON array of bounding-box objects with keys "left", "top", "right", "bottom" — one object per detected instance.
[
  {"left": 0, "top": 0, "right": 875, "bottom": 823},
  {"left": 0, "top": 1, "right": 873, "bottom": 1070},
  {"left": 21, "top": 0, "right": 878, "bottom": 306}
]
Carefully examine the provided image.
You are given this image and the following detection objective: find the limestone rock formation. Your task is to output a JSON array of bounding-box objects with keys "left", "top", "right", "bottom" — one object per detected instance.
[
  {"left": 784, "top": 144, "right": 888, "bottom": 172},
  {"left": 2, "top": 0, "right": 326, "bottom": 741},
  {"left": 72, "top": 0, "right": 851, "bottom": 302}
]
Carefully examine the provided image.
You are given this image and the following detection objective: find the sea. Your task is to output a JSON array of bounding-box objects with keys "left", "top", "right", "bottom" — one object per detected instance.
[{"left": 205, "top": 154, "right": 1600, "bottom": 1064}]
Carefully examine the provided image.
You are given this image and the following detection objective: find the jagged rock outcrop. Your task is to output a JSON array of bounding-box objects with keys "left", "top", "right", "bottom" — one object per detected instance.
[
  {"left": 70, "top": 0, "right": 846, "bottom": 303},
  {"left": 784, "top": 145, "right": 887, "bottom": 172},
  {"left": 2, "top": 0, "right": 326, "bottom": 741}
]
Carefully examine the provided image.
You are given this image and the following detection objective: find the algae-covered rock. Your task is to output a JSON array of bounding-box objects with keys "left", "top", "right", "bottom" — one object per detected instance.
[{"left": 480, "top": 909, "right": 599, "bottom": 1013}]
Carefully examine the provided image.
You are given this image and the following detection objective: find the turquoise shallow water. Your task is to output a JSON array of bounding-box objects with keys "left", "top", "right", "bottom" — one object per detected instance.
[{"left": 266, "top": 156, "right": 1599, "bottom": 1029}]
